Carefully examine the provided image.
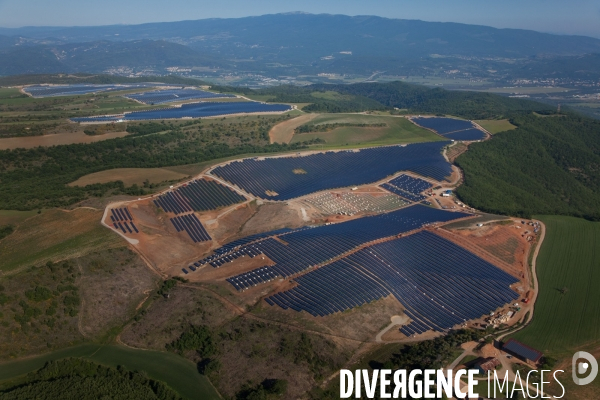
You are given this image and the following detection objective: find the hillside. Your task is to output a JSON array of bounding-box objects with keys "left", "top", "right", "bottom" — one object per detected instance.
[
  {"left": 1, "top": 14, "right": 600, "bottom": 79},
  {"left": 0, "top": 73, "right": 206, "bottom": 86},
  {"left": 2, "top": 14, "right": 600, "bottom": 59},
  {"left": 456, "top": 113, "right": 600, "bottom": 220},
  {"left": 215, "top": 81, "right": 554, "bottom": 119},
  {"left": 0, "top": 40, "right": 223, "bottom": 75}
]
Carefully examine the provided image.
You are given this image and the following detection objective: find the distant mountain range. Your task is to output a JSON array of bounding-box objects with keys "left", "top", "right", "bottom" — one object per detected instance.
[
  {"left": 1, "top": 13, "right": 599, "bottom": 79},
  {"left": 0, "top": 39, "right": 223, "bottom": 75}
]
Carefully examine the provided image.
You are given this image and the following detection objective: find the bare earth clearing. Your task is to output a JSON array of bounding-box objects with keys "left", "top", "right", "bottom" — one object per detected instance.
[
  {"left": 268, "top": 113, "right": 320, "bottom": 144},
  {"left": 0, "top": 130, "right": 129, "bottom": 150}
]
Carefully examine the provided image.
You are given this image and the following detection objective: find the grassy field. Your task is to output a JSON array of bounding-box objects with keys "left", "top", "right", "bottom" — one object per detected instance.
[
  {"left": 69, "top": 167, "right": 190, "bottom": 187},
  {"left": 474, "top": 119, "right": 517, "bottom": 134},
  {"left": 0, "top": 130, "right": 130, "bottom": 150},
  {"left": 511, "top": 216, "right": 600, "bottom": 357},
  {"left": 269, "top": 113, "right": 320, "bottom": 143},
  {"left": 289, "top": 113, "right": 443, "bottom": 148},
  {"left": 0, "top": 344, "right": 220, "bottom": 400},
  {"left": 0, "top": 208, "right": 122, "bottom": 273},
  {"left": 0, "top": 209, "right": 42, "bottom": 226}
]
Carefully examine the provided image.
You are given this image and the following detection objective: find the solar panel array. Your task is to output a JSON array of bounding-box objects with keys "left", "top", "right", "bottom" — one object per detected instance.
[
  {"left": 110, "top": 207, "right": 140, "bottom": 234},
  {"left": 191, "top": 205, "right": 469, "bottom": 289},
  {"left": 153, "top": 179, "right": 246, "bottom": 214},
  {"left": 211, "top": 143, "right": 452, "bottom": 201},
  {"left": 71, "top": 101, "right": 292, "bottom": 122},
  {"left": 171, "top": 213, "right": 211, "bottom": 243},
  {"left": 125, "top": 88, "right": 235, "bottom": 104},
  {"left": 266, "top": 230, "right": 519, "bottom": 335},
  {"left": 412, "top": 117, "right": 486, "bottom": 141},
  {"left": 24, "top": 83, "right": 165, "bottom": 98},
  {"left": 380, "top": 174, "right": 433, "bottom": 202}
]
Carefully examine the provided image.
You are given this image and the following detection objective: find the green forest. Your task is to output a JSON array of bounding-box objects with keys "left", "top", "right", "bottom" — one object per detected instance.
[
  {"left": 212, "top": 81, "right": 554, "bottom": 119},
  {"left": 0, "top": 116, "right": 320, "bottom": 210},
  {"left": 456, "top": 113, "right": 600, "bottom": 220},
  {"left": 0, "top": 358, "right": 182, "bottom": 400},
  {"left": 1, "top": 80, "right": 599, "bottom": 221}
]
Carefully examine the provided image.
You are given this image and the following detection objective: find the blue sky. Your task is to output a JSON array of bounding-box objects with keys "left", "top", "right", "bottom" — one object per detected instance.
[{"left": 0, "top": 0, "right": 599, "bottom": 38}]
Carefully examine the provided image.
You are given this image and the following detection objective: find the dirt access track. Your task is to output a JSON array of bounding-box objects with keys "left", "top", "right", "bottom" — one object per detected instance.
[
  {"left": 268, "top": 113, "right": 320, "bottom": 144},
  {"left": 98, "top": 141, "right": 540, "bottom": 345}
]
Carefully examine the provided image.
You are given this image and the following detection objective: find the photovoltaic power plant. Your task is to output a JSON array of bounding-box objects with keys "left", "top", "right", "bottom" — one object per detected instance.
[
  {"left": 412, "top": 117, "right": 486, "bottom": 141},
  {"left": 71, "top": 101, "right": 292, "bottom": 122},
  {"left": 381, "top": 174, "right": 433, "bottom": 202},
  {"left": 266, "top": 230, "right": 519, "bottom": 335},
  {"left": 24, "top": 83, "right": 165, "bottom": 98},
  {"left": 124, "top": 88, "right": 235, "bottom": 104},
  {"left": 189, "top": 205, "right": 470, "bottom": 287},
  {"left": 171, "top": 213, "right": 211, "bottom": 243},
  {"left": 110, "top": 207, "right": 140, "bottom": 234},
  {"left": 153, "top": 179, "right": 246, "bottom": 214},
  {"left": 211, "top": 143, "right": 452, "bottom": 201}
]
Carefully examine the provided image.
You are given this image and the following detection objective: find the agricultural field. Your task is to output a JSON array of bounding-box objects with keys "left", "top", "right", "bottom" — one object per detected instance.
[
  {"left": 0, "top": 208, "right": 121, "bottom": 273},
  {"left": 0, "top": 344, "right": 219, "bottom": 400},
  {"left": 69, "top": 167, "right": 190, "bottom": 187},
  {"left": 473, "top": 119, "right": 517, "bottom": 134},
  {"left": 288, "top": 113, "right": 442, "bottom": 148},
  {"left": 511, "top": 216, "right": 600, "bottom": 357}
]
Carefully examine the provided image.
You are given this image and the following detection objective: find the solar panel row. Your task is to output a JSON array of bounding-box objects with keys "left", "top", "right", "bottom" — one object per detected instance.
[
  {"left": 411, "top": 117, "right": 486, "bottom": 141},
  {"left": 380, "top": 183, "right": 425, "bottom": 203},
  {"left": 110, "top": 207, "right": 139, "bottom": 234},
  {"left": 266, "top": 231, "right": 519, "bottom": 335},
  {"left": 176, "top": 179, "right": 246, "bottom": 211},
  {"left": 24, "top": 83, "right": 167, "bottom": 98},
  {"left": 389, "top": 174, "right": 433, "bottom": 195},
  {"left": 443, "top": 129, "right": 487, "bottom": 141},
  {"left": 71, "top": 101, "right": 292, "bottom": 123},
  {"left": 171, "top": 213, "right": 211, "bottom": 243},
  {"left": 209, "top": 205, "right": 471, "bottom": 290},
  {"left": 211, "top": 143, "right": 453, "bottom": 201},
  {"left": 154, "top": 191, "right": 191, "bottom": 215},
  {"left": 153, "top": 179, "right": 246, "bottom": 214},
  {"left": 125, "top": 88, "right": 235, "bottom": 105}
]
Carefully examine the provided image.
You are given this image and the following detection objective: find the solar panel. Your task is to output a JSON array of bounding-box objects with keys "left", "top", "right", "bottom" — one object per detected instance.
[
  {"left": 412, "top": 117, "right": 486, "bottom": 141},
  {"left": 71, "top": 101, "right": 292, "bottom": 122},
  {"left": 171, "top": 213, "right": 211, "bottom": 242},
  {"left": 153, "top": 179, "right": 246, "bottom": 214},
  {"left": 267, "top": 230, "right": 519, "bottom": 332},
  {"left": 203, "top": 205, "right": 471, "bottom": 290},
  {"left": 124, "top": 88, "right": 236, "bottom": 105},
  {"left": 211, "top": 143, "right": 453, "bottom": 201}
]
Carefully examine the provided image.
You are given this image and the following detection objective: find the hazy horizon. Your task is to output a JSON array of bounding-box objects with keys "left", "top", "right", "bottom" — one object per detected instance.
[{"left": 0, "top": 0, "right": 599, "bottom": 38}]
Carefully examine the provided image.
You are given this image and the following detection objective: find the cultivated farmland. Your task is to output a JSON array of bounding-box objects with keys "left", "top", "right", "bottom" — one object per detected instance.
[{"left": 511, "top": 216, "right": 600, "bottom": 357}]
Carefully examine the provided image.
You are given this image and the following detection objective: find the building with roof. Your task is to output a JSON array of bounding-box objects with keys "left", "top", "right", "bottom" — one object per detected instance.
[
  {"left": 502, "top": 338, "right": 544, "bottom": 364},
  {"left": 474, "top": 357, "right": 502, "bottom": 374}
]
